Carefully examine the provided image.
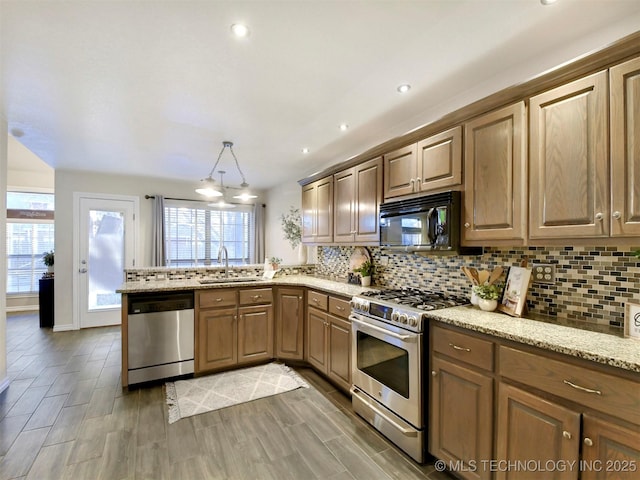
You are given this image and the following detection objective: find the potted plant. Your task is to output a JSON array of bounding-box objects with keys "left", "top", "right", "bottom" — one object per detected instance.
[
  {"left": 269, "top": 256, "right": 282, "bottom": 270},
  {"left": 472, "top": 283, "right": 503, "bottom": 312},
  {"left": 354, "top": 260, "right": 375, "bottom": 287},
  {"left": 42, "top": 250, "right": 54, "bottom": 274},
  {"left": 281, "top": 206, "right": 305, "bottom": 263}
]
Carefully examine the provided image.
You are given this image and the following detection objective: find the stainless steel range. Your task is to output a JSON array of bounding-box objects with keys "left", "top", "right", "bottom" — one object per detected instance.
[{"left": 350, "top": 288, "right": 468, "bottom": 463}]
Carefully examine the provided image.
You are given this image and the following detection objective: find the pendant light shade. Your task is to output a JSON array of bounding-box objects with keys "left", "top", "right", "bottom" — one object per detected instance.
[{"left": 196, "top": 141, "right": 256, "bottom": 201}]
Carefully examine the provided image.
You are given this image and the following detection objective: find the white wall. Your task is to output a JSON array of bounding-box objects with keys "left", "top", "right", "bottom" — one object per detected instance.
[
  {"left": 1, "top": 120, "right": 9, "bottom": 392},
  {"left": 53, "top": 169, "right": 266, "bottom": 330}
]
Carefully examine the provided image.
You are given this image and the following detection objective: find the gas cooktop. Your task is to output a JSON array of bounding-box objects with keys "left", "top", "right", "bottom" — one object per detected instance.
[{"left": 350, "top": 288, "right": 469, "bottom": 332}]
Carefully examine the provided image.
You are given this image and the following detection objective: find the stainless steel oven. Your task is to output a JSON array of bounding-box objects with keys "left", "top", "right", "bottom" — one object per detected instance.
[{"left": 350, "top": 289, "right": 468, "bottom": 463}]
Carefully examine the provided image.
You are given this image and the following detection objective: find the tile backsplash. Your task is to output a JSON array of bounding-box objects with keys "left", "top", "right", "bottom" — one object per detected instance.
[{"left": 317, "top": 246, "right": 639, "bottom": 330}]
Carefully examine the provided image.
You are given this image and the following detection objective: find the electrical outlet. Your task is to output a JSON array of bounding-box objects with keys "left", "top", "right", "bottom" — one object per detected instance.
[{"left": 532, "top": 264, "right": 556, "bottom": 284}]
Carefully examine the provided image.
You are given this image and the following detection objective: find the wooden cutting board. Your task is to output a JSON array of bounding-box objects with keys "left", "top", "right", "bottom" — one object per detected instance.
[{"left": 349, "top": 247, "right": 371, "bottom": 271}]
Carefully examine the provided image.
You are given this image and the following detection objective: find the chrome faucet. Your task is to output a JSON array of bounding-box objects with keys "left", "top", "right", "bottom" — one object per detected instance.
[{"left": 218, "top": 246, "right": 229, "bottom": 278}]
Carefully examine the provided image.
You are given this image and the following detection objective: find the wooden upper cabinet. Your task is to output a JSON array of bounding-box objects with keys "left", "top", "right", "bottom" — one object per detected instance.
[
  {"left": 416, "top": 126, "right": 462, "bottom": 192},
  {"left": 529, "top": 71, "right": 609, "bottom": 239},
  {"left": 334, "top": 156, "right": 382, "bottom": 244},
  {"left": 301, "top": 175, "right": 333, "bottom": 244},
  {"left": 463, "top": 102, "right": 527, "bottom": 244},
  {"left": 610, "top": 56, "right": 640, "bottom": 237},
  {"left": 384, "top": 127, "right": 462, "bottom": 201}
]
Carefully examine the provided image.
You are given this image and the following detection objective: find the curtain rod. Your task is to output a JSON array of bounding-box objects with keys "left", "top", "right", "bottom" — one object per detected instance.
[{"left": 145, "top": 195, "right": 265, "bottom": 207}]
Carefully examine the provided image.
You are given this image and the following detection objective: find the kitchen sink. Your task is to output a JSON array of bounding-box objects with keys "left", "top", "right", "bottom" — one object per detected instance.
[{"left": 198, "top": 277, "right": 263, "bottom": 284}]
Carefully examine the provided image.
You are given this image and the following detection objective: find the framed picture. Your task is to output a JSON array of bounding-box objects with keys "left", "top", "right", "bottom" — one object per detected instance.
[
  {"left": 498, "top": 266, "right": 532, "bottom": 317},
  {"left": 624, "top": 301, "right": 640, "bottom": 340}
]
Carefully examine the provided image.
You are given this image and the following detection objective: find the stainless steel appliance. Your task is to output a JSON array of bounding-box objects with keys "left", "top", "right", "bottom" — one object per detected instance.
[
  {"left": 380, "top": 190, "right": 481, "bottom": 255},
  {"left": 127, "top": 291, "right": 195, "bottom": 385},
  {"left": 350, "top": 288, "right": 468, "bottom": 462}
]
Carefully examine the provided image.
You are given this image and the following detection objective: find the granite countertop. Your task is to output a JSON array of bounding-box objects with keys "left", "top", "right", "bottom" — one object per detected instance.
[
  {"left": 425, "top": 306, "right": 640, "bottom": 374},
  {"left": 117, "top": 274, "right": 377, "bottom": 298}
]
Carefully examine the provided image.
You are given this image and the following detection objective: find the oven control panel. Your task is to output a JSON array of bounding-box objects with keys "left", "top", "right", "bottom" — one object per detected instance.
[{"left": 351, "top": 297, "right": 425, "bottom": 332}]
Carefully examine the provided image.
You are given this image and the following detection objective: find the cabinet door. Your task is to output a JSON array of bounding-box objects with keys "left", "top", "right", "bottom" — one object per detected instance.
[
  {"left": 417, "top": 126, "right": 462, "bottom": 193},
  {"left": 530, "top": 71, "right": 609, "bottom": 238},
  {"left": 238, "top": 304, "right": 273, "bottom": 364},
  {"left": 327, "top": 314, "right": 351, "bottom": 392},
  {"left": 463, "top": 102, "right": 527, "bottom": 243},
  {"left": 354, "top": 156, "right": 383, "bottom": 243},
  {"left": 610, "top": 57, "right": 640, "bottom": 237},
  {"left": 306, "top": 307, "right": 327, "bottom": 373},
  {"left": 581, "top": 415, "right": 640, "bottom": 480},
  {"left": 431, "top": 357, "right": 493, "bottom": 480},
  {"left": 316, "top": 176, "right": 334, "bottom": 243},
  {"left": 276, "top": 288, "right": 304, "bottom": 360},
  {"left": 384, "top": 144, "right": 417, "bottom": 200},
  {"left": 197, "top": 307, "right": 237, "bottom": 372},
  {"left": 496, "top": 383, "right": 580, "bottom": 480},
  {"left": 301, "top": 182, "right": 317, "bottom": 242},
  {"left": 334, "top": 167, "right": 356, "bottom": 243}
]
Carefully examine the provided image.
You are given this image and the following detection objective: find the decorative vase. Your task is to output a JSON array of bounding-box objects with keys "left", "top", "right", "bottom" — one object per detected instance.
[
  {"left": 470, "top": 289, "right": 479, "bottom": 306},
  {"left": 297, "top": 244, "right": 307, "bottom": 264},
  {"left": 47, "top": 266, "right": 54, "bottom": 274},
  {"left": 361, "top": 276, "right": 372, "bottom": 287},
  {"left": 478, "top": 298, "right": 498, "bottom": 312}
]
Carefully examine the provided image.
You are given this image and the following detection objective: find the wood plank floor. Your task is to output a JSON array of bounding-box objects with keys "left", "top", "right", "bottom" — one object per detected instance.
[{"left": 1, "top": 313, "right": 454, "bottom": 479}]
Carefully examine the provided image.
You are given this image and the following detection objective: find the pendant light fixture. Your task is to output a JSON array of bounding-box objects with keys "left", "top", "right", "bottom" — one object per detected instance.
[
  {"left": 207, "top": 171, "right": 236, "bottom": 209},
  {"left": 195, "top": 141, "right": 257, "bottom": 200}
]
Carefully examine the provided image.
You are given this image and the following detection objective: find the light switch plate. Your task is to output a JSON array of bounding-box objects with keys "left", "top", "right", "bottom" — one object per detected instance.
[{"left": 532, "top": 264, "right": 556, "bottom": 284}]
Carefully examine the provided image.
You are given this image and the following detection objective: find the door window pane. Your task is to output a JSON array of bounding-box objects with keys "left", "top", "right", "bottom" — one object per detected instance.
[{"left": 88, "top": 210, "right": 123, "bottom": 310}]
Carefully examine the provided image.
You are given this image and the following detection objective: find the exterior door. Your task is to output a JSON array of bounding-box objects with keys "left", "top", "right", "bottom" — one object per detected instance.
[{"left": 76, "top": 194, "right": 137, "bottom": 328}]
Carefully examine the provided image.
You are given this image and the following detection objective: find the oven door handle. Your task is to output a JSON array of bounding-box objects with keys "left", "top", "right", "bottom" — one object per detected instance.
[
  {"left": 350, "top": 387, "right": 418, "bottom": 437},
  {"left": 350, "top": 316, "right": 416, "bottom": 342}
]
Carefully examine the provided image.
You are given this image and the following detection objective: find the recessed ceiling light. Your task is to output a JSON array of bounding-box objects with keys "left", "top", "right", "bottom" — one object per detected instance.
[
  {"left": 540, "top": 0, "right": 557, "bottom": 5},
  {"left": 302, "top": 147, "right": 310, "bottom": 154},
  {"left": 339, "top": 123, "right": 349, "bottom": 132},
  {"left": 231, "top": 23, "right": 250, "bottom": 38},
  {"left": 397, "top": 84, "right": 411, "bottom": 94}
]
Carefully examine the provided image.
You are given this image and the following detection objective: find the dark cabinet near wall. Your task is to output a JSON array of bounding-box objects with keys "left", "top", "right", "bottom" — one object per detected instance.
[{"left": 39, "top": 277, "right": 54, "bottom": 328}]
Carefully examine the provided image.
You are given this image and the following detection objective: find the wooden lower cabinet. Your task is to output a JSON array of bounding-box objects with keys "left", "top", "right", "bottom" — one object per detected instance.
[
  {"left": 431, "top": 356, "right": 493, "bottom": 480},
  {"left": 275, "top": 287, "right": 305, "bottom": 360},
  {"left": 238, "top": 304, "right": 273, "bottom": 363},
  {"left": 198, "top": 306, "right": 237, "bottom": 371},
  {"left": 305, "top": 292, "right": 351, "bottom": 392},
  {"left": 496, "top": 382, "right": 580, "bottom": 480}
]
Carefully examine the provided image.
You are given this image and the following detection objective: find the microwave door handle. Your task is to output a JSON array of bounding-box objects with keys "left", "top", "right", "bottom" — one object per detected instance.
[
  {"left": 350, "top": 316, "right": 416, "bottom": 342},
  {"left": 427, "top": 207, "right": 438, "bottom": 245}
]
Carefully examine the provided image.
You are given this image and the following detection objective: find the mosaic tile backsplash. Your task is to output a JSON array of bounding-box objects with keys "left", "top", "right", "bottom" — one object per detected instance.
[
  {"left": 125, "top": 264, "right": 316, "bottom": 282},
  {"left": 317, "top": 246, "right": 640, "bottom": 330}
]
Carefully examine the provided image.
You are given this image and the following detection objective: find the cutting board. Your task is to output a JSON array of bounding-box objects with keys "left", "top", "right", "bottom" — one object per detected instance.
[{"left": 349, "top": 247, "right": 371, "bottom": 271}]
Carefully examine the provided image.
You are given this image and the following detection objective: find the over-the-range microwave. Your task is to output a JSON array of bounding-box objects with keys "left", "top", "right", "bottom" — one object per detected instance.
[{"left": 379, "top": 190, "right": 482, "bottom": 255}]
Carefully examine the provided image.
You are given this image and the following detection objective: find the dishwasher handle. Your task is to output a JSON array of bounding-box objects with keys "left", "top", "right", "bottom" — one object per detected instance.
[{"left": 128, "top": 291, "right": 195, "bottom": 315}]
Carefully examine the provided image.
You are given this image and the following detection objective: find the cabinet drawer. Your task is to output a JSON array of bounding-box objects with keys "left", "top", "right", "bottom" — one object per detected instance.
[
  {"left": 499, "top": 346, "right": 640, "bottom": 425},
  {"left": 328, "top": 296, "right": 350, "bottom": 319},
  {"left": 432, "top": 325, "right": 494, "bottom": 371},
  {"left": 307, "top": 290, "right": 328, "bottom": 311},
  {"left": 239, "top": 288, "right": 273, "bottom": 306},
  {"left": 198, "top": 289, "right": 237, "bottom": 308}
]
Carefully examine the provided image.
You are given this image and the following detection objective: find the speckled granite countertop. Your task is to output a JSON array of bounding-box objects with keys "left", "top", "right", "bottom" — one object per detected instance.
[
  {"left": 117, "top": 274, "right": 376, "bottom": 298},
  {"left": 425, "top": 306, "right": 640, "bottom": 374}
]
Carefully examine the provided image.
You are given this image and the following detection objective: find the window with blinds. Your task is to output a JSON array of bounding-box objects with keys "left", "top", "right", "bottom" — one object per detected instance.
[
  {"left": 164, "top": 200, "right": 254, "bottom": 267},
  {"left": 6, "top": 192, "right": 55, "bottom": 294}
]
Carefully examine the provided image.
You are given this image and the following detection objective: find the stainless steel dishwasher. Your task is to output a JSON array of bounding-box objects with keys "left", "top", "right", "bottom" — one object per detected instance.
[{"left": 127, "top": 291, "right": 194, "bottom": 385}]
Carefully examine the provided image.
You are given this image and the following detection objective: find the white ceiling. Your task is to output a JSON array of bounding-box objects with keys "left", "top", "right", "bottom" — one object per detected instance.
[{"left": 2, "top": 1, "right": 640, "bottom": 192}]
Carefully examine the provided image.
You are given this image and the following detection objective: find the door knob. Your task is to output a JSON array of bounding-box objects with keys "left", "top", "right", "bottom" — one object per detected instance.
[{"left": 79, "top": 268, "right": 87, "bottom": 274}]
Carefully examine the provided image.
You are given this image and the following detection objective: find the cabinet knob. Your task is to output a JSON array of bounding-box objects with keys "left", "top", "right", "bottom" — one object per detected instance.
[
  {"left": 431, "top": 371, "right": 437, "bottom": 377},
  {"left": 562, "top": 431, "right": 572, "bottom": 440},
  {"left": 215, "top": 298, "right": 223, "bottom": 302},
  {"left": 612, "top": 211, "right": 621, "bottom": 220},
  {"left": 464, "top": 222, "right": 470, "bottom": 228},
  {"left": 584, "top": 437, "right": 593, "bottom": 447},
  {"left": 595, "top": 212, "right": 604, "bottom": 221}
]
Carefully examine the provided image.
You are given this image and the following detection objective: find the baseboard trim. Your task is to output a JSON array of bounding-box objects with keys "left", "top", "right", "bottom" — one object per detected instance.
[
  {"left": 53, "top": 324, "right": 77, "bottom": 332},
  {"left": 6, "top": 306, "right": 39, "bottom": 313},
  {"left": 0, "top": 377, "right": 10, "bottom": 394}
]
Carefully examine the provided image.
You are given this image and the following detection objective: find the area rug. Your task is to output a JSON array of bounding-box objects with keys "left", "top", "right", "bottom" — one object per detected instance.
[{"left": 165, "top": 362, "right": 308, "bottom": 424}]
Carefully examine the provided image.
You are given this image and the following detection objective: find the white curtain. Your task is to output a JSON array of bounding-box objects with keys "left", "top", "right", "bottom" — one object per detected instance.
[
  {"left": 253, "top": 203, "right": 265, "bottom": 264},
  {"left": 152, "top": 195, "right": 165, "bottom": 266}
]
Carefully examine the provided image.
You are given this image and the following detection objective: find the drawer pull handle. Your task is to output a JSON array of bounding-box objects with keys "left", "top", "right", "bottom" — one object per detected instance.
[
  {"left": 584, "top": 437, "right": 593, "bottom": 447},
  {"left": 449, "top": 343, "right": 471, "bottom": 352},
  {"left": 215, "top": 298, "right": 223, "bottom": 302},
  {"left": 563, "top": 380, "right": 602, "bottom": 395},
  {"left": 336, "top": 306, "right": 345, "bottom": 311},
  {"left": 250, "top": 295, "right": 262, "bottom": 300},
  {"left": 562, "top": 431, "right": 572, "bottom": 440},
  {"left": 312, "top": 298, "right": 319, "bottom": 302}
]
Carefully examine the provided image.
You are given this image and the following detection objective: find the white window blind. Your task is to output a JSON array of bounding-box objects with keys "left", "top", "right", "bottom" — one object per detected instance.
[
  {"left": 164, "top": 200, "right": 254, "bottom": 267},
  {"left": 6, "top": 192, "right": 55, "bottom": 294}
]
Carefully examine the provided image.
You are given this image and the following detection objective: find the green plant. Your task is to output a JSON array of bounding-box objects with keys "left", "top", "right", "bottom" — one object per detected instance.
[
  {"left": 42, "top": 250, "right": 54, "bottom": 267},
  {"left": 280, "top": 207, "right": 302, "bottom": 249},
  {"left": 633, "top": 249, "right": 640, "bottom": 259},
  {"left": 473, "top": 283, "right": 502, "bottom": 301},
  {"left": 354, "top": 260, "right": 375, "bottom": 277},
  {"left": 269, "top": 256, "right": 282, "bottom": 266}
]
